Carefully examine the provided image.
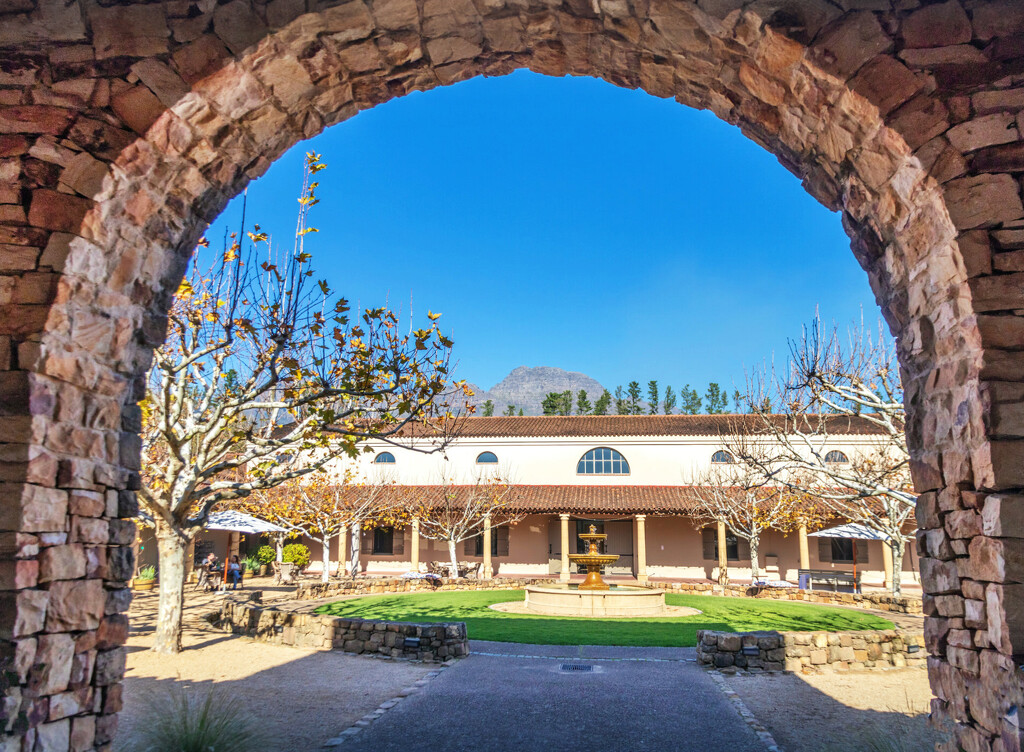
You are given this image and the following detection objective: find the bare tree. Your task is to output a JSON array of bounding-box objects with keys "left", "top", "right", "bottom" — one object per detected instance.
[
  {"left": 742, "top": 315, "right": 914, "bottom": 595},
  {"left": 686, "top": 434, "right": 791, "bottom": 584},
  {"left": 411, "top": 468, "right": 522, "bottom": 579},
  {"left": 139, "top": 155, "right": 463, "bottom": 653}
]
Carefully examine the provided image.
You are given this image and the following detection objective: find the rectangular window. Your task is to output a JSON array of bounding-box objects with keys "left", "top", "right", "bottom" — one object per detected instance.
[
  {"left": 474, "top": 533, "right": 499, "bottom": 557},
  {"left": 372, "top": 527, "right": 394, "bottom": 555},
  {"left": 702, "top": 528, "right": 741, "bottom": 561},
  {"left": 830, "top": 538, "right": 855, "bottom": 564}
]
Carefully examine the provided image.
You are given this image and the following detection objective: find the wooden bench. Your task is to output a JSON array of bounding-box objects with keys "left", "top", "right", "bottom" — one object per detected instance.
[{"left": 798, "top": 569, "right": 861, "bottom": 593}]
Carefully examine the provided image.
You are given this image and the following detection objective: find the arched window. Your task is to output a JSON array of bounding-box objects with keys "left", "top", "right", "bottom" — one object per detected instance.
[
  {"left": 825, "top": 450, "right": 849, "bottom": 464},
  {"left": 577, "top": 447, "right": 629, "bottom": 475},
  {"left": 374, "top": 452, "right": 396, "bottom": 464},
  {"left": 476, "top": 451, "right": 498, "bottom": 464},
  {"left": 711, "top": 450, "right": 734, "bottom": 464}
]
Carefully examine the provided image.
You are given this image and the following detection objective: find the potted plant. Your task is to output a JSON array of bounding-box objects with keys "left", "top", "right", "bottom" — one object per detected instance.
[
  {"left": 243, "top": 555, "right": 261, "bottom": 579},
  {"left": 134, "top": 565, "right": 157, "bottom": 591},
  {"left": 256, "top": 545, "right": 276, "bottom": 576}
]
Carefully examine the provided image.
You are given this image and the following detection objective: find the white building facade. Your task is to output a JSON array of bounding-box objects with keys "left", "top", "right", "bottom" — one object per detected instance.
[{"left": 319, "top": 415, "right": 919, "bottom": 590}]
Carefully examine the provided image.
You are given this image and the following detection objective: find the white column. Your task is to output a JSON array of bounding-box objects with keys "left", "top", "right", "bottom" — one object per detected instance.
[
  {"left": 338, "top": 525, "right": 348, "bottom": 578},
  {"left": 717, "top": 520, "right": 728, "bottom": 586},
  {"left": 483, "top": 515, "right": 493, "bottom": 580},
  {"left": 559, "top": 514, "right": 571, "bottom": 583},
  {"left": 882, "top": 539, "right": 894, "bottom": 589},
  {"left": 411, "top": 517, "right": 421, "bottom": 573},
  {"left": 636, "top": 514, "right": 648, "bottom": 585},
  {"left": 799, "top": 523, "right": 810, "bottom": 571}
]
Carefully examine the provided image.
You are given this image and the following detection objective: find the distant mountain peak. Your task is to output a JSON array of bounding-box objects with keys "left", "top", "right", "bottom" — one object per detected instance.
[{"left": 466, "top": 366, "right": 607, "bottom": 416}]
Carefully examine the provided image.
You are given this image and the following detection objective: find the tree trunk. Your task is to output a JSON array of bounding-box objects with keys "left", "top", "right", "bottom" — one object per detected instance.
[
  {"left": 448, "top": 539, "right": 459, "bottom": 579},
  {"left": 275, "top": 533, "right": 283, "bottom": 563},
  {"left": 749, "top": 534, "right": 760, "bottom": 584},
  {"left": 320, "top": 536, "right": 330, "bottom": 583},
  {"left": 152, "top": 525, "right": 190, "bottom": 655},
  {"left": 890, "top": 538, "right": 904, "bottom": 597},
  {"left": 349, "top": 524, "right": 360, "bottom": 576}
]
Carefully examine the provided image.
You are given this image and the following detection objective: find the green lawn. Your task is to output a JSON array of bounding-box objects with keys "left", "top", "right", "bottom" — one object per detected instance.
[{"left": 314, "top": 590, "right": 895, "bottom": 647}]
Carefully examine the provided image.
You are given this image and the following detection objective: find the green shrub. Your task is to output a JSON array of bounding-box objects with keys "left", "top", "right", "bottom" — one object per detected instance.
[
  {"left": 132, "top": 686, "right": 271, "bottom": 751},
  {"left": 137, "top": 565, "right": 157, "bottom": 581},
  {"left": 282, "top": 543, "right": 310, "bottom": 569},
  {"left": 242, "top": 555, "right": 260, "bottom": 573},
  {"left": 255, "top": 545, "right": 277, "bottom": 564}
]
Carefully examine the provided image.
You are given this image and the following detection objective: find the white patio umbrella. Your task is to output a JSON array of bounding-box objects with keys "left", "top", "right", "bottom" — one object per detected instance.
[
  {"left": 204, "top": 511, "right": 287, "bottom": 585},
  {"left": 205, "top": 510, "right": 287, "bottom": 535},
  {"left": 809, "top": 523, "right": 887, "bottom": 590}
]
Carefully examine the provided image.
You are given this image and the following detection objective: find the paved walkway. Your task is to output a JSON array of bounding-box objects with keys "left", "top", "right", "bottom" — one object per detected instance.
[{"left": 345, "top": 641, "right": 770, "bottom": 752}]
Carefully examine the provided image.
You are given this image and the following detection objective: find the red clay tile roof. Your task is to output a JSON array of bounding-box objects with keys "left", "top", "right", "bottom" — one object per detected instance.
[
  {"left": 384, "top": 485, "right": 704, "bottom": 515},
  {"left": 426, "top": 414, "right": 889, "bottom": 438},
  {"left": 379, "top": 485, "right": 917, "bottom": 524}
]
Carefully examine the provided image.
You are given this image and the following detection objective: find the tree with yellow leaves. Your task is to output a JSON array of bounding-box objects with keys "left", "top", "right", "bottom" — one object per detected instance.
[
  {"left": 140, "top": 154, "right": 466, "bottom": 653},
  {"left": 244, "top": 471, "right": 406, "bottom": 583}
]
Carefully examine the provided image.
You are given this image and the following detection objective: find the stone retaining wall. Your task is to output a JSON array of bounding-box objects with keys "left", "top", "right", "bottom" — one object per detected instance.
[
  {"left": 292, "top": 576, "right": 556, "bottom": 600},
  {"left": 292, "top": 577, "right": 921, "bottom": 615},
  {"left": 696, "top": 629, "right": 927, "bottom": 674},
  {"left": 649, "top": 581, "right": 923, "bottom": 615},
  {"left": 216, "top": 600, "right": 468, "bottom": 663}
]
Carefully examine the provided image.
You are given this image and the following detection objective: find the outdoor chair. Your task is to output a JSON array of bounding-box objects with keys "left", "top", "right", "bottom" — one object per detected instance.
[
  {"left": 460, "top": 562, "right": 481, "bottom": 579},
  {"left": 273, "top": 561, "right": 298, "bottom": 585},
  {"left": 426, "top": 561, "right": 448, "bottom": 577},
  {"left": 193, "top": 565, "right": 218, "bottom": 593}
]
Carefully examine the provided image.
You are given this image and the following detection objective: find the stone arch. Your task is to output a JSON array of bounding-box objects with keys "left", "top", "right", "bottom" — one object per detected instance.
[{"left": 2, "top": 1, "right": 1023, "bottom": 749}]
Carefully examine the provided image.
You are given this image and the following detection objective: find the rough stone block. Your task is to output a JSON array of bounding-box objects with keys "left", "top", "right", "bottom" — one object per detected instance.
[
  {"left": 922, "top": 557, "right": 961, "bottom": 594},
  {"left": 89, "top": 3, "right": 169, "bottom": 59},
  {"left": 93, "top": 648, "right": 125, "bottom": 687},
  {"left": 38, "top": 545, "right": 85, "bottom": 583},
  {"left": 718, "top": 634, "right": 741, "bottom": 652},
  {"left": 30, "top": 633, "right": 74, "bottom": 695},
  {"left": 947, "top": 114, "right": 1019, "bottom": 153},
  {"left": 44, "top": 579, "right": 104, "bottom": 632},
  {"left": 0, "top": 484, "right": 68, "bottom": 533},
  {"left": 946, "top": 510, "right": 983, "bottom": 540},
  {"left": 0, "top": 559, "right": 38, "bottom": 591},
  {"left": 810, "top": 11, "right": 892, "bottom": 78},
  {"left": 902, "top": 1, "right": 971, "bottom": 48},
  {"left": 970, "top": 273, "right": 1024, "bottom": 312},
  {"left": 36, "top": 719, "right": 70, "bottom": 751},
  {"left": 986, "top": 583, "right": 1024, "bottom": 654},
  {"left": 70, "top": 715, "right": 95, "bottom": 752},
  {"left": 966, "top": 599, "right": 988, "bottom": 630},
  {"left": 945, "top": 174, "right": 1024, "bottom": 229},
  {"left": 981, "top": 495, "right": 1024, "bottom": 537},
  {"left": 0, "top": 588, "right": 48, "bottom": 638},
  {"left": 69, "top": 516, "right": 107, "bottom": 545}
]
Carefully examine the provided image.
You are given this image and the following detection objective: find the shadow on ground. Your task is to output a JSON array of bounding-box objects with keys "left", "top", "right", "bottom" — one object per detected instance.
[{"left": 119, "top": 584, "right": 945, "bottom": 752}]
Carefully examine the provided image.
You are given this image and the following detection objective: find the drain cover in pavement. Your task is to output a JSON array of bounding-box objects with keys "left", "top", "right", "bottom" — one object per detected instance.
[{"left": 560, "top": 663, "right": 594, "bottom": 672}]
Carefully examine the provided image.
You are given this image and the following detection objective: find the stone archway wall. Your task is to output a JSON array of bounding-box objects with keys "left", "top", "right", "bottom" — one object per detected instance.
[{"left": 0, "top": 0, "right": 1022, "bottom": 749}]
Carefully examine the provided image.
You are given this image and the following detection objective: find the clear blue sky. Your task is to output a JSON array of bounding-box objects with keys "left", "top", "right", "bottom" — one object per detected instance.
[{"left": 205, "top": 70, "right": 881, "bottom": 397}]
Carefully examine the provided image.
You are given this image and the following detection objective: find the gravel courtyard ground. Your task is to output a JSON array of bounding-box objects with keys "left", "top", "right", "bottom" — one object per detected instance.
[
  {"left": 120, "top": 584, "right": 940, "bottom": 750},
  {"left": 722, "top": 667, "right": 946, "bottom": 751},
  {"left": 118, "top": 584, "right": 434, "bottom": 750}
]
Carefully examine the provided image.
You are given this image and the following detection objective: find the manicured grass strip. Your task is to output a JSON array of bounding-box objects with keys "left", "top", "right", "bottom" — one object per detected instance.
[{"left": 314, "top": 590, "right": 895, "bottom": 648}]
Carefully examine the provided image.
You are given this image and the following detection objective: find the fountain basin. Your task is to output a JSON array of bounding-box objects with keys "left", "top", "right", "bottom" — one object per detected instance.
[{"left": 523, "top": 584, "right": 668, "bottom": 617}]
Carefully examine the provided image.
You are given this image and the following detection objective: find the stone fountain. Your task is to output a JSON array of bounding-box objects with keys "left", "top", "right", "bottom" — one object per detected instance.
[
  {"left": 521, "top": 524, "right": 670, "bottom": 617},
  {"left": 570, "top": 524, "right": 621, "bottom": 590}
]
